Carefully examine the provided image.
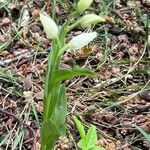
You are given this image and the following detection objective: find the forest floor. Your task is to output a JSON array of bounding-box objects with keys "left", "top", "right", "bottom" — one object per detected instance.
[{"left": 0, "top": 0, "right": 150, "bottom": 150}]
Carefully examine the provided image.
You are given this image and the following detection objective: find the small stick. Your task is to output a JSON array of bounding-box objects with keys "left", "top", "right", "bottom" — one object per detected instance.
[
  {"left": 0, "top": 108, "right": 36, "bottom": 148},
  {"left": 109, "top": 8, "right": 125, "bottom": 22}
]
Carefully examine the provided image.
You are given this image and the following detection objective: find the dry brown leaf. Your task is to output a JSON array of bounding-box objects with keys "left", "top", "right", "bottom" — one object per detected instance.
[
  {"left": 97, "top": 139, "right": 116, "bottom": 150},
  {"left": 101, "top": 70, "right": 112, "bottom": 80},
  {"left": 36, "top": 102, "right": 43, "bottom": 113},
  {"left": 23, "top": 74, "right": 33, "bottom": 91},
  {"left": 78, "top": 47, "right": 93, "bottom": 58},
  {"left": 34, "top": 91, "right": 44, "bottom": 100},
  {"left": 117, "top": 34, "right": 128, "bottom": 42},
  {"left": 23, "top": 91, "right": 33, "bottom": 102},
  {"left": 105, "top": 142, "right": 116, "bottom": 150},
  {"left": 128, "top": 44, "right": 139, "bottom": 55},
  {"left": 32, "top": 9, "right": 40, "bottom": 17},
  {"left": 111, "top": 67, "right": 120, "bottom": 75},
  {"left": 92, "top": 109, "right": 114, "bottom": 122}
]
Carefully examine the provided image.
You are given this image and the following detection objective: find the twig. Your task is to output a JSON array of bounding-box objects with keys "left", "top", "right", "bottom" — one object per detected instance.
[
  {"left": 131, "top": 103, "right": 150, "bottom": 113},
  {"left": 109, "top": 8, "right": 125, "bottom": 22},
  {"left": 0, "top": 108, "right": 36, "bottom": 148}
]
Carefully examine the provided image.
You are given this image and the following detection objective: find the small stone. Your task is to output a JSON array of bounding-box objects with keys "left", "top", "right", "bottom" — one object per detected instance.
[
  {"left": 129, "top": 44, "right": 139, "bottom": 55},
  {"left": 32, "top": 9, "right": 40, "bottom": 17},
  {"left": 30, "top": 25, "right": 41, "bottom": 33},
  {"left": 140, "top": 90, "right": 150, "bottom": 101},
  {"left": 0, "top": 35, "right": 9, "bottom": 42},
  {"left": 140, "top": 100, "right": 147, "bottom": 105},
  {"left": 1, "top": 17, "right": 11, "bottom": 26},
  {"left": 142, "top": 0, "right": 150, "bottom": 7}
]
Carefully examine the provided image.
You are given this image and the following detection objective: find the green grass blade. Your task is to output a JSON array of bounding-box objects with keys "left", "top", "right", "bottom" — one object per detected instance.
[
  {"left": 133, "top": 124, "right": 150, "bottom": 142},
  {"left": 31, "top": 100, "right": 40, "bottom": 127},
  {"left": 73, "top": 116, "right": 86, "bottom": 139},
  {"left": 13, "top": 130, "right": 24, "bottom": 149},
  {"left": 0, "top": 42, "right": 9, "bottom": 53},
  {"left": 0, "top": 133, "right": 9, "bottom": 147}
]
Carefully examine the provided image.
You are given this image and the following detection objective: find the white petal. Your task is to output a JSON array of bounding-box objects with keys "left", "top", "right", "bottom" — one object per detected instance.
[
  {"left": 70, "top": 32, "right": 97, "bottom": 50},
  {"left": 40, "top": 13, "right": 59, "bottom": 39}
]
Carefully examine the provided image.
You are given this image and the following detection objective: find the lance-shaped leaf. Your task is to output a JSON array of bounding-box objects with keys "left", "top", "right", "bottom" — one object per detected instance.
[
  {"left": 50, "top": 84, "right": 67, "bottom": 125},
  {"left": 41, "top": 120, "right": 66, "bottom": 150},
  {"left": 41, "top": 84, "right": 67, "bottom": 150},
  {"left": 53, "top": 66, "right": 96, "bottom": 84},
  {"left": 78, "top": 125, "right": 98, "bottom": 150},
  {"left": 85, "top": 125, "right": 97, "bottom": 149},
  {"left": 73, "top": 116, "right": 86, "bottom": 139}
]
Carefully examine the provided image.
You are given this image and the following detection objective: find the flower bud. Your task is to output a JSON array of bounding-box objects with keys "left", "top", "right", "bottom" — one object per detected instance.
[
  {"left": 77, "top": 0, "right": 93, "bottom": 13},
  {"left": 40, "top": 13, "right": 59, "bottom": 39},
  {"left": 70, "top": 32, "right": 97, "bottom": 50},
  {"left": 79, "top": 14, "right": 105, "bottom": 27}
]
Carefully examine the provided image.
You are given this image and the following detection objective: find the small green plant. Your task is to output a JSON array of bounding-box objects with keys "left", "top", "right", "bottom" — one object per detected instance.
[
  {"left": 39, "top": 0, "right": 105, "bottom": 149},
  {"left": 73, "top": 116, "right": 105, "bottom": 150}
]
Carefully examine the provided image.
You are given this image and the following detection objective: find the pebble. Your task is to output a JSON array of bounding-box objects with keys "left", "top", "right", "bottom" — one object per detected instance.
[
  {"left": 140, "top": 90, "right": 150, "bottom": 101},
  {"left": 142, "top": 0, "right": 150, "bottom": 6},
  {"left": 1, "top": 17, "right": 11, "bottom": 26}
]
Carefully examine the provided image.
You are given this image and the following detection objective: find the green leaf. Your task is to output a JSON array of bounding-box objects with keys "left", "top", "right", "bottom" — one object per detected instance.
[
  {"left": 78, "top": 125, "right": 98, "bottom": 150},
  {"left": 78, "top": 138, "right": 87, "bottom": 150},
  {"left": 51, "top": 84, "right": 67, "bottom": 125},
  {"left": 41, "top": 119, "right": 66, "bottom": 150},
  {"left": 85, "top": 125, "right": 97, "bottom": 149},
  {"left": 0, "top": 133, "right": 9, "bottom": 147},
  {"left": 44, "top": 40, "right": 61, "bottom": 102},
  {"left": 44, "top": 83, "right": 67, "bottom": 121},
  {"left": 41, "top": 84, "right": 67, "bottom": 150},
  {"left": 133, "top": 124, "right": 150, "bottom": 142},
  {"left": 53, "top": 66, "right": 96, "bottom": 84},
  {"left": 73, "top": 116, "right": 86, "bottom": 139}
]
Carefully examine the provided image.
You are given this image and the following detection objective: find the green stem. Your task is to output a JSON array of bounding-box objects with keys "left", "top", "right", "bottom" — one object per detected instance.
[
  {"left": 43, "top": 38, "right": 61, "bottom": 122},
  {"left": 52, "top": 0, "right": 56, "bottom": 19},
  {"left": 67, "top": 20, "right": 80, "bottom": 32}
]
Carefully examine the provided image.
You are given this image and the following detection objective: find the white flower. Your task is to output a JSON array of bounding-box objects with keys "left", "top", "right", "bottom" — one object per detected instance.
[
  {"left": 40, "top": 13, "right": 59, "bottom": 39},
  {"left": 70, "top": 32, "right": 97, "bottom": 50},
  {"left": 77, "top": 0, "right": 93, "bottom": 13},
  {"left": 79, "top": 14, "right": 105, "bottom": 27}
]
